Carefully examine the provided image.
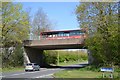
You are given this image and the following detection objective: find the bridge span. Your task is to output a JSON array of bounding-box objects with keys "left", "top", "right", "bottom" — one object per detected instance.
[
  {"left": 23, "top": 29, "right": 93, "bottom": 67},
  {"left": 23, "top": 38, "right": 93, "bottom": 67},
  {"left": 24, "top": 38, "right": 85, "bottom": 50}
]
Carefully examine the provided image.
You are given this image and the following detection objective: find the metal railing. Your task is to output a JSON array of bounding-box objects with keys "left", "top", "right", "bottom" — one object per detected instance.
[{"left": 29, "top": 33, "right": 40, "bottom": 40}]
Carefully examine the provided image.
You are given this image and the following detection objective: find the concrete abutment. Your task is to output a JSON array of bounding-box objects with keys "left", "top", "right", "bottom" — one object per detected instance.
[
  {"left": 23, "top": 46, "right": 47, "bottom": 67},
  {"left": 87, "top": 50, "right": 94, "bottom": 64}
]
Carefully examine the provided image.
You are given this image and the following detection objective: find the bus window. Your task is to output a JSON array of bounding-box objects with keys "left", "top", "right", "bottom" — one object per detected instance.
[
  {"left": 48, "top": 35, "right": 52, "bottom": 37},
  {"left": 70, "top": 32, "right": 75, "bottom": 36},
  {"left": 53, "top": 35, "right": 55, "bottom": 37},
  {"left": 59, "top": 32, "right": 64, "bottom": 37},
  {"left": 66, "top": 33, "right": 69, "bottom": 36}
]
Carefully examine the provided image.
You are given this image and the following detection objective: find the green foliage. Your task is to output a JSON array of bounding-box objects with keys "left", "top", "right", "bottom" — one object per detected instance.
[
  {"left": 44, "top": 50, "right": 58, "bottom": 65},
  {"left": 44, "top": 50, "right": 88, "bottom": 65},
  {"left": 54, "top": 66, "right": 119, "bottom": 78},
  {"left": 76, "top": 2, "right": 119, "bottom": 66},
  {"left": 2, "top": 66, "right": 24, "bottom": 72},
  {"left": 58, "top": 51, "right": 87, "bottom": 62},
  {"left": 2, "top": 44, "right": 24, "bottom": 67},
  {"left": 0, "top": 52, "right": 1, "bottom": 68},
  {"left": 1, "top": 2, "right": 30, "bottom": 45},
  {"left": 1, "top": 2, "right": 30, "bottom": 67},
  {"left": 9, "top": 44, "right": 24, "bottom": 67}
]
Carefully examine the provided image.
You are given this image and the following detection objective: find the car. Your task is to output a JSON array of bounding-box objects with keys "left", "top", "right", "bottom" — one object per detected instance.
[{"left": 25, "top": 63, "right": 40, "bottom": 72}]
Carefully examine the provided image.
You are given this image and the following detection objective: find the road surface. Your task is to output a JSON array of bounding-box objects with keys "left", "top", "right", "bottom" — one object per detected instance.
[
  {"left": 1, "top": 62, "right": 88, "bottom": 79},
  {"left": 2, "top": 68, "right": 62, "bottom": 78}
]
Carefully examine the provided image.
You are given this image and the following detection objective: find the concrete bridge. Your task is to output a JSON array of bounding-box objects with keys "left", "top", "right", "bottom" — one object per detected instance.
[
  {"left": 24, "top": 38, "right": 85, "bottom": 50},
  {"left": 23, "top": 38, "right": 93, "bottom": 67}
]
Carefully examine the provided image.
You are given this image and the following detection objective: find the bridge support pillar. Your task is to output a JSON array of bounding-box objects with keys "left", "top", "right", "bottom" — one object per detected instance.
[
  {"left": 23, "top": 46, "right": 45, "bottom": 67},
  {"left": 88, "top": 50, "right": 94, "bottom": 64},
  {"left": 23, "top": 48, "right": 30, "bottom": 64}
]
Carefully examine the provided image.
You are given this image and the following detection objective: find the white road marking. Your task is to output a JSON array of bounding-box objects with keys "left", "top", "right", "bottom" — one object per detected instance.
[{"left": 36, "top": 73, "right": 53, "bottom": 78}]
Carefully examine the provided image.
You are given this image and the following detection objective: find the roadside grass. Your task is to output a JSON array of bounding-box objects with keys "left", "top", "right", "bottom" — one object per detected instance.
[
  {"left": 53, "top": 66, "right": 120, "bottom": 78},
  {"left": 0, "top": 68, "right": 2, "bottom": 72},
  {"left": 54, "top": 70, "right": 101, "bottom": 78},
  {"left": 2, "top": 66, "right": 24, "bottom": 72},
  {"left": 58, "top": 60, "right": 87, "bottom": 66}
]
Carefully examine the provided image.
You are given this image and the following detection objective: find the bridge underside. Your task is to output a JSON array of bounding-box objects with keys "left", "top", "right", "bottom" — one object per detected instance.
[{"left": 23, "top": 39, "right": 92, "bottom": 67}]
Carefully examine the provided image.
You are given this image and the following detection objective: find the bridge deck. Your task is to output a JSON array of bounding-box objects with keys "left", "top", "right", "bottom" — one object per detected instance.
[{"left": 24, "top": 38, "right": 85, "bottom": 50}]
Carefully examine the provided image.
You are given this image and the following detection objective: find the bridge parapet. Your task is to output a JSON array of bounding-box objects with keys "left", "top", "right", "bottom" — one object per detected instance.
[{"left": 24, "top": 38, "right": 85, "bottom": 46}]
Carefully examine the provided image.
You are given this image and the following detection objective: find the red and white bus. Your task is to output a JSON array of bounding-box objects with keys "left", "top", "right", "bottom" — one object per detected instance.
[{"left": 40, "top": 29, "right": 87, "bottom": 40}]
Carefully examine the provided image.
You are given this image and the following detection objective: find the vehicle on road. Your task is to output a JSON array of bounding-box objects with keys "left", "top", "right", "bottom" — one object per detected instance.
[
  {"left": 40, "top": 28, "right": 87, "bottom": 40},
  {"left": 25, "top": 63, "right": 40, "bottom": 72}
]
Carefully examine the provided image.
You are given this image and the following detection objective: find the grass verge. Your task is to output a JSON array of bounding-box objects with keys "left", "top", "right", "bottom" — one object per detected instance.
[
  {"left": 2, "top": 66, "right": 24, "bottom": 72},
  {"left": 0, "top": 68, "right": 2, "bottom": 72},
  {"left": 53, "top": 66, "right": 120, "bottom": 78},
  {"left": 58, "top": 60, "right": 87, "bottom": 66}
]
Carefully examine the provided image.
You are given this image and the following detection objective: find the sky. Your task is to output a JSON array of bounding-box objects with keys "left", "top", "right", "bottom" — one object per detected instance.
[{"left": 21, "top": 2, "right": 80, "bottom": 31}]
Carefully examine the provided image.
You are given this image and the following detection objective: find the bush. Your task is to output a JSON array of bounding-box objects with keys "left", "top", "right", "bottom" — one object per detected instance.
[
  {"left": 2, "top": 44, "right": 24, "bottom": 68},
  {"left": 44, "top": 50, "right": 58, "bottom": 65},
  {"left": 44, "top": 50, "right": 88, "bottom": 65}
]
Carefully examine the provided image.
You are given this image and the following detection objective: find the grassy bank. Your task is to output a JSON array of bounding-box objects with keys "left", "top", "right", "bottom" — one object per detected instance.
[
  {"left": 58, "top": 61, "right": 87, "bottom": 66},
  {"left": 45, "top": 50, "right": 88, "bottom": 65},
  {"left": 54, "top": 66, "right": 120, "bottom": 78},
  {"left": 0, "top": 68, "right": 1, "bottom": 72},
  {"left": 2, "top": 66, "right": 24, "bottom": 72}
]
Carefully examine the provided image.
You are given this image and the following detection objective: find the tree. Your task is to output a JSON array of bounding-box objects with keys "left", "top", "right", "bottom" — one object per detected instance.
[
  {"left": 1, "top": 2, "right": 30, "bottom": 67},
  {"left": 76, "top": 2, "right": 119, "bottom": 66},
  {"left": 31, "top": 8, "right": 53, "bottom": 40}
]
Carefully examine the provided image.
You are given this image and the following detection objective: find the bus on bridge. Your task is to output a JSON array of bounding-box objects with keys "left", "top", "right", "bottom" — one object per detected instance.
[{"left": 40, "top": 28, "right": 87, "bottom": 40}]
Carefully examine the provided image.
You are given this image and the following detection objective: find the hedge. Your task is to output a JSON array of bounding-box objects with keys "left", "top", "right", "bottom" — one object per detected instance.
[{"left": 44, "top": 50, "right": 88, "bottom": 65}]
